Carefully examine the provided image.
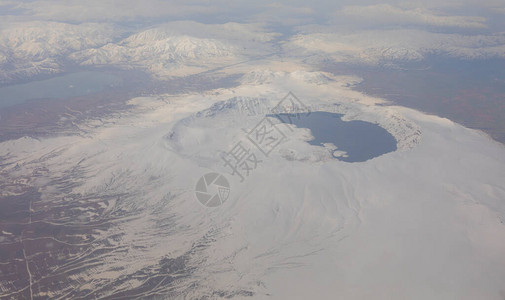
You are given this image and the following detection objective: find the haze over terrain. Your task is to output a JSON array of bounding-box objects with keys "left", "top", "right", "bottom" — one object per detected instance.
[{"left": 0, "top": 0, "right": 505, "bottom": 299}]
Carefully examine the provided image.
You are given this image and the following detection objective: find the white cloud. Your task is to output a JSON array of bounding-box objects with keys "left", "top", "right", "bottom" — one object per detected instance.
[
  {"left": 247, "top": 2, "right": 317, "bottom": 26},
  {"left": 491, "top": 7, "right": 505, "bottom": 14},
  {"left": 11, "top": 0, "right": 224, "bottom": 22},
  {"left": 338, "top": 4, "right": 487, "bottom": 29}
]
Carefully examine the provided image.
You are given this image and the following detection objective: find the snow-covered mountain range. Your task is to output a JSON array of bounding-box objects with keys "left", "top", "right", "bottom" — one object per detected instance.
[
  {"left": 0, "top": 21, "right": 278, "bottom": 83},
  {"left": 2, "top": 17, "right": 505, "bottom": 84},
  {"left": 0, "top": 21, "right": 120, "bottom": 83},
  {"left": 285, "top": 29, "right": 505, "bottom": 65}
]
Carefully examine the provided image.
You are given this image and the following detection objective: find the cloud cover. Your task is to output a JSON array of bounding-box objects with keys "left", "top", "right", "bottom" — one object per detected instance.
[{"left": 339, "top": 4, "right": 488, "bottom": 29}]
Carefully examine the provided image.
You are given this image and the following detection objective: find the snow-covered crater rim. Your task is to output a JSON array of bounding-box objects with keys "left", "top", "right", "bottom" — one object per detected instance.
[{"left": 166, "top": 96, "right": 421, "bottom": 161}]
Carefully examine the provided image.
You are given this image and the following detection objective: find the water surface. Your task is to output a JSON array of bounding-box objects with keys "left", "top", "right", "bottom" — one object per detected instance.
[
  {"left": 270, "top": 111, "right": 397, "bottom": 162},
  {"left": 0, "top": 71, "right": 123, "bottom": 109}
]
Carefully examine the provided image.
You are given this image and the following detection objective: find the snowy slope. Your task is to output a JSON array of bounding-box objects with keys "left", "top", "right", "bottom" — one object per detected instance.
[{"left": 0, "top": 70, "right": 504, "bottom": 299}]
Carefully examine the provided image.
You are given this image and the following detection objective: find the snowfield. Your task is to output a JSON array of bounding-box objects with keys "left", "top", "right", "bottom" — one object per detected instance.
[{"left": 1, "top": 70, "right": 505, "bottom": 299}]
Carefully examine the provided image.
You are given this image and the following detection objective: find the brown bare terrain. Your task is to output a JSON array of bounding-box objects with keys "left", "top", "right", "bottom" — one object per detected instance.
[{"left": 323, "top": 57, "right": 505, "bottom": 144}]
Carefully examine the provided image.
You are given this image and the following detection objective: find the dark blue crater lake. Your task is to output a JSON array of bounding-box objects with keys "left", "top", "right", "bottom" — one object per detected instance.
[{"left": 269, "top": 111, "right": 397, "bottom": 162}]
